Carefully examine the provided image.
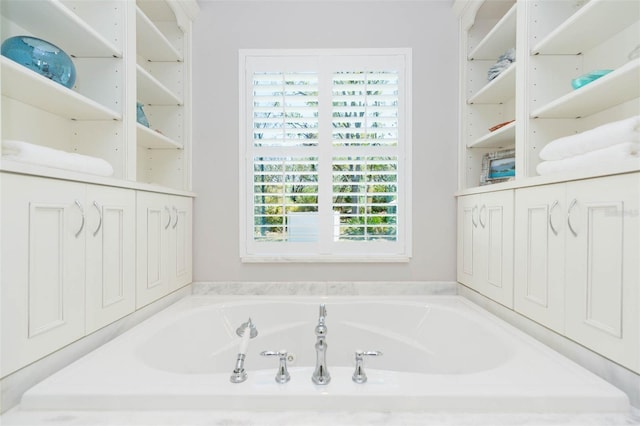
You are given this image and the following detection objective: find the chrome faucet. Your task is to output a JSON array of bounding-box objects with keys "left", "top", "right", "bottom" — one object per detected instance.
[{"left": 312, "top": 304, "right": 331, "bottom": 385}]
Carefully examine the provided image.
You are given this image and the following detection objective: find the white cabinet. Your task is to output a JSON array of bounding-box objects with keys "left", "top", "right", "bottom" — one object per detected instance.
[
  {"left": 515, "top": 173, "right": 640, "bottom": 372},
  {"left": 0, "top": 0, "right": 197, "bottom": 379},
  {"left": 85, "top": 185, "right": 136, "bottom": 334},
  {"left": 514, "top": 183, "right": 566, "bottom": 332},
  {"left": 168, "top": 195, "right": 193, "bottom": 291},
  {"left": 0, "top": 174, "right": 136, "bottom": 375},
  {"left": 457, "top": 190, "right": 514, "bottom": 308},
  {"left": 514, "top": 184, "right": 567, "bottom": 333},
  {"left": 564, "top": 174, "right": 639, "bottom": 372},
  {"left": 136, "top": 191, "right": 192, "bottom": 308}
]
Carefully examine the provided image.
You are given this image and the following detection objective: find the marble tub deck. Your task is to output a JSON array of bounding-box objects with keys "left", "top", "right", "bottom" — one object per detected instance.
[{"left": 2, "top": 408, "right": 640, "bottom": 425}]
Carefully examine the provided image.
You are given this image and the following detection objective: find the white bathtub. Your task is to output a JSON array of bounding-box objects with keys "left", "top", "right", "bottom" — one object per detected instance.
[{"left": 20, "top": 295, "right": 629, "bottom": 413}]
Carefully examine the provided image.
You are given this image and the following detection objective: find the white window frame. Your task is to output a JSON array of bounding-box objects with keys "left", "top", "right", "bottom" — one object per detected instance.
[{"left": 239, "top": 48, "right": 412, "bottom": 262}]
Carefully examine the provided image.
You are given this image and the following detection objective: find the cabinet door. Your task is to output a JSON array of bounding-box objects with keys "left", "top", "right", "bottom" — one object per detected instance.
[
  {"left": 1, "top": 174, "right": 85, "bottom": 376},
  {"left": 457, "top": 195, "right": 478, "bottom": 287},
  {"left": 136, "top": 191, "right": 170, "bottom": 308},
  {"left": 475, "top": 190, "right": 514, "bottom": 308},
  {"left": 167, "top": 195, "right": 192, "bottom": 291},
  {"left": 565, "top": 174, "right": 640, "bottom": 372},
  {"left": 514, "top": 184, "right": 566, "bottom": 332},
  {"left": 85, "top": 185, "right": 136, "bottom": 333}
]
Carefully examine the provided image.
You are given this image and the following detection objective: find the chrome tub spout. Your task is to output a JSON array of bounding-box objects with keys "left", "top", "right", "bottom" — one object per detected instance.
[{"left": 311, "top": 304, "right": 331, "bottom": 385}]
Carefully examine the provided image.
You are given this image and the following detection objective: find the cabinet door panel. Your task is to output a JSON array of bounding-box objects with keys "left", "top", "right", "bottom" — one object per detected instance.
[
  {"left": 523, "top": 205, "right": 551, "bottom": 306},
  {"left": 136, "top": 192, "right": 170, "bottom": 308},
  {"left": 457, "top": 195, "right": 476, "bottom": 287},
  {"left": 168, "top": 195, "right": 192, "bottom": 291},
  {"left": 486, "top": 204, "right": 506, "bottom": 287},
  {"left": 565, "top": 175, "right": 639, "bottom": 371},
  {"left": 85, "top": 185, "right": 136, "bottom": 333},
  {"left": 478, "top": 190, "right": 514, "bottom": 308},
  {"left": 514, "top": 184, "right": 565, "bottom": 332},
  {"left": 1, "top": 175, "right": 85, "bottom": 376},
  {"left": 584, "top": 201, "right": 624, "bottom": 336}
]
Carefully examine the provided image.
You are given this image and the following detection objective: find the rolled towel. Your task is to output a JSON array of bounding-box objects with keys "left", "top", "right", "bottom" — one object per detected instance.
[
  {"left": 2, "top": 140, "right": 114, "bottom": 177},
  {"left": 539, "top": 115, "right": 640, "bottom": 161},
  {"left": 537, "top": 141, "right": 640, "bottom": 176}
]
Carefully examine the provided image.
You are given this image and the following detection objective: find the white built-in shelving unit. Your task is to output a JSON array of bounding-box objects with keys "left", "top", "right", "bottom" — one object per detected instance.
[
  {"left": 0, "top": 0, "right": 197, "bottom": 191},
  {"left": 135, "top": 0, "right": 192, "bottom": 189},
  {"left": 455, "top": 0, "right": 640, "bottom": 376},
  {"left": 460, "top": 0, "right": 517, "bottom": 188},
  {"left": 457, "top": 0, "right": 640, "bottom": 190},
  {"left": 0, "top": 0, "right": 198, "bottom": 379}
]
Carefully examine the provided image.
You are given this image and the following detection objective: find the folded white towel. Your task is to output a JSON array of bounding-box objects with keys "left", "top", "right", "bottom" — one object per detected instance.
[
  {"left": 539, "top": 115, "right": 640, "bottom": 161},
  {"left": 537, "top": 142, "right": 640, "bottom": 175},
  {"left": 2, "top": 140, "right": 114, "bottom": 177}
]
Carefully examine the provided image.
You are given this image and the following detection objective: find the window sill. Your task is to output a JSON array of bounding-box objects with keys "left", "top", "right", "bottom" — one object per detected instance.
[{"left": 240, "top": 255, "right": 411, "bottom": 263}]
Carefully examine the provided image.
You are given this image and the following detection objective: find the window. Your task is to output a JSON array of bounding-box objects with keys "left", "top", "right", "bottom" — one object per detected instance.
[{"left": 240, "top": 49, "right": 412, "bottom": 262}]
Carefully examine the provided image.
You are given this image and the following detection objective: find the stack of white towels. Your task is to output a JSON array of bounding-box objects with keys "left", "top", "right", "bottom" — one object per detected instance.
[
  {"left": 2, "top": 139, "right": 114, "bottom": 177},
  {"left": 537, "top": 115, "right": 640, "bottom": 176}
]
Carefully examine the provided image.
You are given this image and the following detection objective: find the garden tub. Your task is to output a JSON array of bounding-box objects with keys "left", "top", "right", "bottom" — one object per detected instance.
[{"left": 19, "top": 295, "right": 629, "bottom": 413}]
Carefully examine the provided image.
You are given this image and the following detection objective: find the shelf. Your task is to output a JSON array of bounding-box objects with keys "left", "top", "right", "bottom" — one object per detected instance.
[
  {"left": 468, "top": 64, "right": 515, "bottom": 104},
  {"left": 137, "top": 66, "right": 183, "bottom": 105},
  {"left": 531, "top": 58, "right": 640, "bottom": 119},
  {"left": 468, "top": 3, "right": 517, "bottom": 60},
  {"left": 137, "top": 124, "right": 183, "bottom": 149},
  {"left": 137, "top": 0, "right": 177, "bottom": 22},
  {"left": 532, "top": 0, "right": 640, "bottom": 55},
  {"left": 1, "top": 0, "right": 121, "bottom": 58},
  {"left": 468, "top": 121, "right": 516, "bottom": 149},
  {"left": 0, "top": 160, "right": 195, "bottom": 197},
  {"left": 136, "top": 6, "right": 183, "bottom": 62},
  {"left": 1, "top": 56, "right": 121, "bottom": 121}
]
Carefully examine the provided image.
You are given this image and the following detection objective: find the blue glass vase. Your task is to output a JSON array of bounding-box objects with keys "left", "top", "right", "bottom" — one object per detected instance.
[
  {"left": 137, "top": 102, "right": 150, "bottom": 127},
  {"left": 1, "top": 35, "right": 76, "bottom": 89}
]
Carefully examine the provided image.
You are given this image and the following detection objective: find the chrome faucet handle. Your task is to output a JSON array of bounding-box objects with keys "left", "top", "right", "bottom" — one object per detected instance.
[
  {"left": 352, "top": 350, "right": 383, "bottom": 384},
  {"left": 260, "top": 350, "right": 291, "bottom": 384}
]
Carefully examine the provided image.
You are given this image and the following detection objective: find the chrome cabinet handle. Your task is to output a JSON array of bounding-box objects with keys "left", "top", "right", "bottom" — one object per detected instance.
[
  {"left": 164, "top": 206, "right": 171, "bottom": 230},
  {"left": 548, "top": 200, "right": 559, "bottom": 236},
  {"left": 479, "top": 204, "right": 486, "bottom": 228},
  {"left": 74, "top": 200, "right": 85, "bottom": 238},
  {"left": 472, "top": 205, "right": 478, "bottom": 228},
  {"left": 172, "top": 206, "right": 178, "bottom": 229},
  {"left": 567, "top": 198, "right": 578, "bottom": 237},
  {"left": 92, "top": 201, "right": 102, "bottom": 236},
  {"left": 260, "top": 350, "right": 291, "bottom": 384}
]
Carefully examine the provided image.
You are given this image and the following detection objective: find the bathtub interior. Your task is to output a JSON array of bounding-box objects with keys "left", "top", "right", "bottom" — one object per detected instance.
[
  {"left": 136, "top": 299, "right": 512, "bottom": 375},
  {"left": 17, "top": 295, "right": 631, "bottom": 413}
]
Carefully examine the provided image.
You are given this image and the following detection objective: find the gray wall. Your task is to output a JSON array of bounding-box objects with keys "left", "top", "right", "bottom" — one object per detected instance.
[{"left": 192, "top": 0, "right": 459, "bottom": 283}]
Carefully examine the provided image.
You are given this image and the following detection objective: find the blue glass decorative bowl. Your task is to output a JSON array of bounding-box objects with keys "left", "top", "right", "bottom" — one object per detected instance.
[
  {"left": 1, "top": 36, "right": 76, "bottom": 88},
  {"left": 571, "top": 69, "right": 613, "bottom": 90},
  {"left": 136, "top": 102, "right": 150, "bottom": 127}
]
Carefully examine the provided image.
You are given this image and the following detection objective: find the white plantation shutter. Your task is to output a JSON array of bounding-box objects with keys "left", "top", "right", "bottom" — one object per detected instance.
[
  {"left": 252, "top": 72, "right": 319, "bottom": 147},
  {"left": 331, "top": 71, "right": 399, "bottom": 147},
  {"left": 332, "top": 156, "right": 398, "bottom": 242},
  {"left": 240, "top": 50, "right": 411, "bottom": 261}
]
